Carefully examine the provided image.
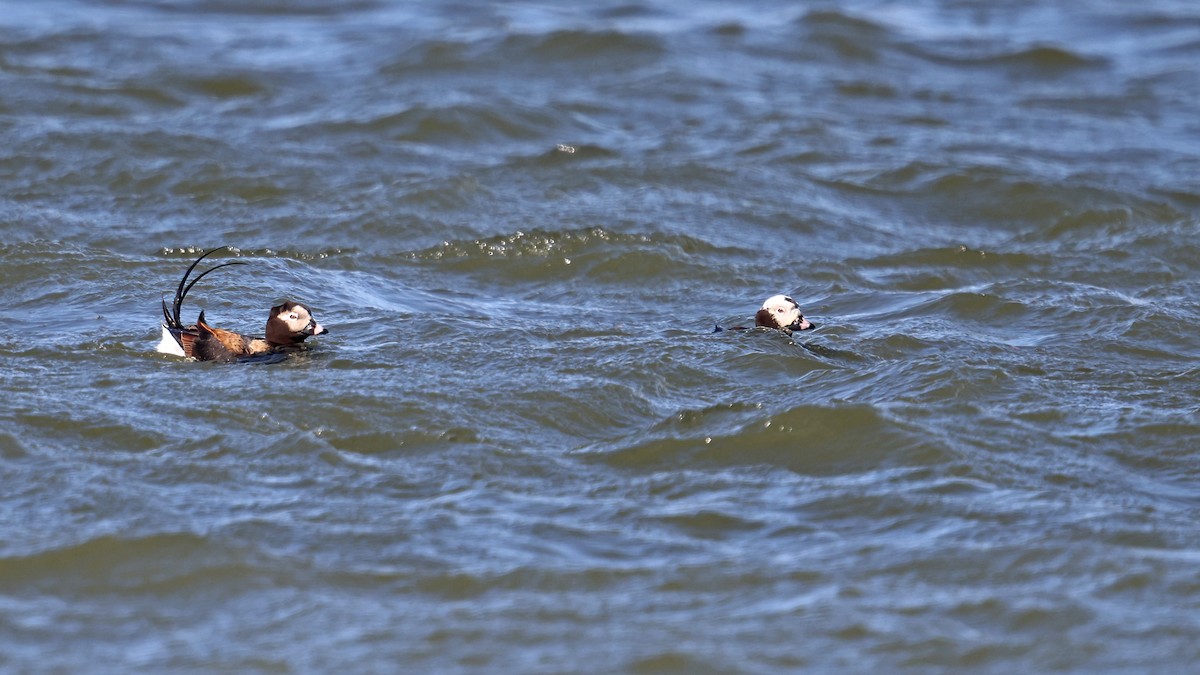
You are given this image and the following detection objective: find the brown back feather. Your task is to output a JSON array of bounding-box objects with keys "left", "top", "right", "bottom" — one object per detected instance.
[{"left": 194, "top": 313, "right": 250, "bottom": 362}]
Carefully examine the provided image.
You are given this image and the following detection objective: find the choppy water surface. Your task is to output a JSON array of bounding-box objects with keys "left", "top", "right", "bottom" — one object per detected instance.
[{"left": 2, "top": 0, "right": 1199, "bottom": 671}]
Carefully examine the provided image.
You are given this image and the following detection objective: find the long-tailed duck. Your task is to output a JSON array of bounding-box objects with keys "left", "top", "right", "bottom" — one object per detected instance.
[
  {"left": 157, "top": 247, "right": 328, "bottom": 363},
  {"left": 715, "top": 294, "right": 814, "bottom": 334},
  {"left": 755, "top": 294, "right": 812, "bottom": 332}
]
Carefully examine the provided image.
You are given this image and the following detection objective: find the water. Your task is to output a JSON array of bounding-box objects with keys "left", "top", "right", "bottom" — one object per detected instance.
[{"left": 2, "top": 0, "right": 1199, "bottom": 671}]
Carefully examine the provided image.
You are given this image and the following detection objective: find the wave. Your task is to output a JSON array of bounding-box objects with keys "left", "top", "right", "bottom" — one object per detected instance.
[
  {"left": 792, "top": 9, "right": 896, "bottom": 62},
  {"left": 327, "top": 427, "right": 482, "bottom": 455},
  {"left": 575, "top": 402, "right": 951, "bottom": 476},
  {"left": 397, "top": 227, "right": 747, "bottom": 287},
  {"left": 112, "top": 0, "right": 384, "bottom": 18},
  {"left": 0, "top": 532, "right": 264, "bottom": 593},
  {"left": 913, "top": 44, "right": 1106, "bottom": 73},
  {"left": 499, "top": 28, "right": 667, "bottom": 66},
  {"left": 315, "top": 102, "right": 562, "bottom": 145},
  {"left": 378, "top": 27, "right": 666, "bottom": 83}
]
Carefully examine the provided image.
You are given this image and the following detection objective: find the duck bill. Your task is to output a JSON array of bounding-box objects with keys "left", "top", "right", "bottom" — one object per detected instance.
[{"left": 311, "top": 321, "right": 328, "bottom": 336}]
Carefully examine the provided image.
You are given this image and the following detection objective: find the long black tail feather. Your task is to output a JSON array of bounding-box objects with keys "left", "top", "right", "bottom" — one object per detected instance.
[
  {"left": 162, "top": 297, "right": 176, "bottom": 328},
  {"left": 176, "top": 261, "right": 244, "bottom": 325},
  {"left": 165, "top": 247, "right": 246, "bottom": 329}
]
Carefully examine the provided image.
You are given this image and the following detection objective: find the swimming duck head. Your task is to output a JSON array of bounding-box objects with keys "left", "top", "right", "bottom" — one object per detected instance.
[
  {"left": 266, "top": 301, "right": 328, "bottom": 346},
  {"left": 755, "top": 294, "right": 812, "bottom": 332}
]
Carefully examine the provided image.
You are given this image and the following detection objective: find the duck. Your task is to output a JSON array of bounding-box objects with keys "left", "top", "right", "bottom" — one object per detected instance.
[
  {"left": 754, "top": 294, "right": 812, "bottom": 333},
  {"left": 157, "top": 247, "right": 328, "bottom": 363},
  {"left": 714, "top": 294, "right": 814, "bottom": 334}
]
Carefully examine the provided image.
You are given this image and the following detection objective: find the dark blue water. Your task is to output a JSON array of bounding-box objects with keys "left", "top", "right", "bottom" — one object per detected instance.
[{"left": 2, "top": 1, "right": 1199, "bottom": 671}]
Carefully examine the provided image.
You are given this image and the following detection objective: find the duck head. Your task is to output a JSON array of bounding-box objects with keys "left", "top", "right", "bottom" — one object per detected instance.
[
  {"left": 266, "top": 301, "right": 328, "bottom": 346},
  {"left": 755, "top": 294, "right": 812, "bottom": 332}
]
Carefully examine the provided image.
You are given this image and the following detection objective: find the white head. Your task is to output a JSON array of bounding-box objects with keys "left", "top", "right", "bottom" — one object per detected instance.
[{"left": 755, "top": 294, "right": 812, "bottom": 332}]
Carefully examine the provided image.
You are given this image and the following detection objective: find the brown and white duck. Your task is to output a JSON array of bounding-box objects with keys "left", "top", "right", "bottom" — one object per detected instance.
[
  {"left": 754, "top": 294, "right": 812, "bottom": 333},
  {"left": 714, "top": 294, "right": 815, "bottom": 334},
  {"left": 156, "top": 247, "right": 328, "bottom": 363}
]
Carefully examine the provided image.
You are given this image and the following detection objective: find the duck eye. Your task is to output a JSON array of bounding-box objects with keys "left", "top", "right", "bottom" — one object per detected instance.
[{"left": 288, "top": 313, "right": 298, "bottom": 320}]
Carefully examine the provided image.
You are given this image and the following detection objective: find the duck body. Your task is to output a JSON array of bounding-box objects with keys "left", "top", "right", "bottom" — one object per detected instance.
[{"left": 157, "top": 248, "right": 328, "bottom": 363}]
